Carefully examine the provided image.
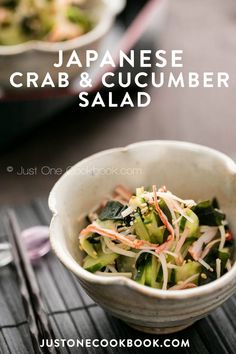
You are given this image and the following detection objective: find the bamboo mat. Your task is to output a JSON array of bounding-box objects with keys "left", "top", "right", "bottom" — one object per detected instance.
[
  {"left": 0, "top": 210, "right": 35, "bottom": 354},
  {"left": 0, "top": 199, "right": 235, "bottom": 354}
]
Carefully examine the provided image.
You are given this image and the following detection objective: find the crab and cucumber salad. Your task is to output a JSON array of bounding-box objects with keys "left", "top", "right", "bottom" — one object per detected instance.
[
  {"left": 79, "top": 185, "right": 234, "bottom": 290},
  {"left": 0, "top": 0, "right": 93, "bottom": 45}
]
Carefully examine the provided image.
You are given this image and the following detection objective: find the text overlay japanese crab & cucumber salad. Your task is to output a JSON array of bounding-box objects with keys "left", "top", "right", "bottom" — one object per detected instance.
[{"left": 79, "top": 185, "right": 234, "bottom": 290}]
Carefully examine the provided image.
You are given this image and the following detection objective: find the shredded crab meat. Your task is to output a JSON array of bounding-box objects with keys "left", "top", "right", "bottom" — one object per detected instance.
[
  {"left": 80, "top": 224, "right": 133, "bottom": 247},
  {"left": 173, "top": 228, "right": 189, "bottom": 265},
  {"left": 189, "top": 227, "right": 218, "bottom": 260},
  {"left": 120, "top": 229, "right": 133, "bottom": 236},
  {"left": 169, "top": 273, "right": 199, "bottom": 290},
  {"left": 158, "top": 185, "right": 167, "bottom": 192},
  {"left": 147, "top": 190, "right": 195, "bottom": 224},
  {"left": 201, "top": 238, "right": 221, "bottom": 259},
  {"left": 114, "top": 185, "right": 132, "bottom": 202},
  {"left": 107, "top": 265, "right": 118, "bottom": 273},
  {"left": 155, "top": 236, "right": 175, "bottom": 254},
  {"left": 80, "top": 223, "right": 161, "bottom": 251},
  {"left": 152, "top": 185, "right": 175, "bottom": 249},
  {"left": 169, "top": 282, "right": 197, "bottom": 290},
  {"left": 163, "top": 250, "right": 179, "bottom": 259},
  {"left": 158, "top": 193, "right": 180, "bottom": 243},
  {"left": 164, "top": 192, "right": 197, "bottom": 208},
  {"left": 121, "top": 206, "right": 135, "bottom": 218},
  {"left": 216, "top": 258, "right": 221, "bottom": 279},
  {"left": 200, "top": 225, "right": 217, "bottom": 233},
  {"left": 103, "top": 237, "right": 137, "bottom": 258},
  {"left": 158, "top": 253, "right": 168, "bottom": 290},
  {"left": 142, "top": 191, "right": 196, "bottom": 209},
  {"left": 173, "top": 215, "right": 182, "bottom": 225},
  {"left": 125, "top": 234, "right": 136, "bottom": 240},
  {"left": 172, "top": 200, "right": 194, "bottom": 224},
  {"left": 175, "top": 227, "right": 189, "bottom": 255},
  {"left": 88, "top": 195, "right": 112, "bottom": 216},
  {"left": 198, "top": 258, "right": 214, "bottom": 272},
  {"left": 101, "top": 237, "right": 113, "bottom": 255},
  {"left": 219, "top": 225, "right": 226, "bottom": 250},
  {"left": 226, "top": 259, "right": 232, "bottom": 271}
]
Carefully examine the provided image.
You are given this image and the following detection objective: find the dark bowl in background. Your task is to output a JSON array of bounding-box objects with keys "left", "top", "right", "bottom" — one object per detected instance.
[{"left": 0, "top": 0, "right": 166, "bottom": 150}]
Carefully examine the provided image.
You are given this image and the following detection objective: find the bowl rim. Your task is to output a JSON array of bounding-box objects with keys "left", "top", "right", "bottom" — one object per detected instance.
[
  {"left": 49, "top": 140, "right": 236, "bottom": 300},
  {"left": 0, "top": 0, "right": 126, "bottom": 56}
]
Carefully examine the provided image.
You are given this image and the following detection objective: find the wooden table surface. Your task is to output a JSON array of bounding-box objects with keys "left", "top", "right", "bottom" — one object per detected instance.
[{"left": 0, "top": 0, "right": 236, "bottom": 205}]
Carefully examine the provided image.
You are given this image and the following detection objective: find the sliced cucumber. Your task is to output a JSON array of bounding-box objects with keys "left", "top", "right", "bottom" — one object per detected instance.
[
  {"left": 156, "top": 264, "right": 172, "bottom": 283},
  {"left": 144, "top": 255, "right": 160, "bottom": 288},
  {"left": 117, "top": 255, "right": 136, "bottom": 275},
  {"left": 134, "top": 262, "right": 146, "bottom": 285},
  {"left": 134, "top": 213, "right": 150, "bottom": 241},
  {"left": 83, "top": 251, "right": 118, "bottom": 273},
  {"left": 134, "top": 211, "right": 165, "bottom": 244},
  {"left": 173, "top": 261, "right": 201, "bottom": 284},
  {"left": 158, "top": 199, "right": 172, "bottom": 223},
  {"left": 180, "top": 209, "right": 199, "bottom": 237},
  {"left": 144, "top": 211, "right": 164, "bottom": 244},
  {"left": 218, "top": 247, "right": 230, "bottom": 268},
  {"left": 144, "top": 256, "right": 152, "bottom": 285},
  {"left": 180, "top": 239, "right": 195, "bottom": 259},
  {"left": 96, "top": 219, "right": 117, "bottom": 230},
  {"left": 80, "top": 235, "right": 97, "bottom": 259},
  {"left": 135, "top": 253, "right": 151, "bottom": 285}
]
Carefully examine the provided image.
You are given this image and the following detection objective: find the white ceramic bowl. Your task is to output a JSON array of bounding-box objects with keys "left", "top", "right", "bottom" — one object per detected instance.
[
  {"left": 49, "top": 141, "right": 236, "bottom": 334},
  {"left": 0, "top": 0, "right": 125, "bottom": 89}
]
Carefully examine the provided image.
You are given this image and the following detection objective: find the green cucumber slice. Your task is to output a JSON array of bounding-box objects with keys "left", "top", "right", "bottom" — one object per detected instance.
[{"left": 83, "top": 251, "right": 118, "bottom": 273}]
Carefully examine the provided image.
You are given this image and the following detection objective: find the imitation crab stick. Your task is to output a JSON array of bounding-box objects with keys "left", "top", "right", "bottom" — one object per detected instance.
[{"left": 80, "top": 223, "right": 160, "bottom": 250}]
